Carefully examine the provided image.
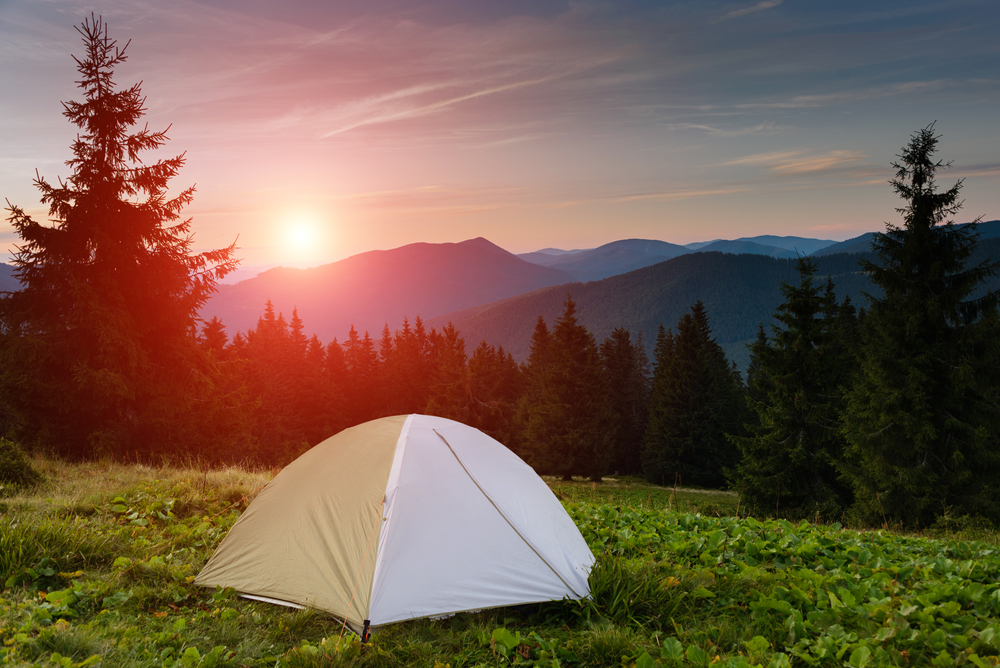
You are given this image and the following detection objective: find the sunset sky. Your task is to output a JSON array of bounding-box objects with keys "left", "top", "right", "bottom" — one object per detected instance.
[{"left": 2, "top": 0, "right": 998, "bottom": 270}]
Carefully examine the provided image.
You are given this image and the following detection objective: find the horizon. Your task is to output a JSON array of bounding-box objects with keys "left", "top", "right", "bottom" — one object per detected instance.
[{"left": 2, "top": 0, "right": 999, "bottom": 268}]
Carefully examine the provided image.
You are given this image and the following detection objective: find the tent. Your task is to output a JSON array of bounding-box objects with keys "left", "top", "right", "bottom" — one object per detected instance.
[{"left": 195, "top": 414, "right": 594, "bottom": 637}]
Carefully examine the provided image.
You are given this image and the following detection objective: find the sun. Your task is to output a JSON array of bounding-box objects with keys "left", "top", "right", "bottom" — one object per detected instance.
[
  {"left": 281, "top": 214, "right": 324, "bottom": 260},
  {"left": 288, "top": 224, "right": 314, "bottom": 249}
]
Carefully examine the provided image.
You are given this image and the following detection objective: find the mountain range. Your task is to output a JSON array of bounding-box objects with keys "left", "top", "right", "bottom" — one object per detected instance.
[
  {"left": 0, "top": 262, "right": 15, "bottom": 294},
  {"left": 199, "top": 237, "right": 573, "bottom": 342},
  {"left": 3, "top": 222, "right": 998, "bottom": 372},
  {"left": 516, "top": 235, "right": 837, "bottom": 282}
]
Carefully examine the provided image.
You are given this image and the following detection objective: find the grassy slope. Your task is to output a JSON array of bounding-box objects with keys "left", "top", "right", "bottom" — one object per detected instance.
[{"left": 3, "top": 461, "right": 1000, "bottom": 667}]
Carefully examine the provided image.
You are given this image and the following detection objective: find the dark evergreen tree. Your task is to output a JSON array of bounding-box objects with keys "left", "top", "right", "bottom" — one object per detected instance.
[
  {"left": 743, "top": 323, "right": 772, "bottom": 412},
  {"left": 342, "top": 327, "right": 380, "bottom": 424},
  {"left": 0, "top": 17, "right": 240, "bottom": 457},
  {"left": 199, "top": 317, "right": 229, "bottom": 358},
  {"left": 518, "top": 297, "right": 614, "bottom": 480},
  {"left": 599, "top": 328, "right": 650, "bottom": 475},
  {"left": 841, "top": 125, "right": 1000, "bottom": 527},
  {"left": 424, "top": 323, "right": 469, "bottom": 422},
  {"left": 465, "top": 342, "right": 522, "bottom": 446},
  {"left": 731, "top": 258, "right": 854, "bottom": 519},
  {"left": 241, "top": 301, "right": 304, "bottom": 461},
  {"left": 643, "top": 302, "right": 742, "bottom": 488},
  {"left": 642, "top": 325, "right": 676, "bottom": 487}
]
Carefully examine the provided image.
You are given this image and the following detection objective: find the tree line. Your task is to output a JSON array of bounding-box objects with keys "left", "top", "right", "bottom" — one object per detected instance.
[{"left": 2, "top": 19, "right": 999, "bottom": 530}]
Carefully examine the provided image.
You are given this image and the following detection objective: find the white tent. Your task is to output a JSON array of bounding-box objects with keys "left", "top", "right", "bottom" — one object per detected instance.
[{"left": 195, "top": 414, "right": 594, "bottom": 637}]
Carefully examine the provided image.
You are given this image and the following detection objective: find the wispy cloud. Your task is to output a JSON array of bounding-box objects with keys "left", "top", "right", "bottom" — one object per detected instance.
[
  {"left": 719, "top": 149, "right": 869, "bottom": 176},
  {"left": 318, "top": 74, "right": 564, "bottom": 138},
  {"left": 772, "top": 151, "right": 868, "bottom": 174},
  {"left": 737, "top": 81, "right": 945, "bottom": 109},
  {"left": 666, "top": 122, "right": 783, "bottom": 137},
  {"left": 722, "top": 0, "right": 783, "bottom": 21},
  {"left": 719, "top": 150, "right": 804, "bottom": 167},
  {"left": 613, "top": 186, "right": 751, "bottom": 203}
]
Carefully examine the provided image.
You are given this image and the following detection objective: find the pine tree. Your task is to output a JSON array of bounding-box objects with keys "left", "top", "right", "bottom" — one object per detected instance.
[
  {"left": 342, "top": 327, "right": 380, "bottom": 423},
  {"left": 465, "top": 342, "right": 522, "bottom": 445},
  {"left": 642, "top": 325, "right": 677, "bottom": 487},
  {"left": 732, "top": 258, "right": 854, "bottom": 519},
  {"left": 0, "top": 16, "right": 239, "bottom": 457},
  {"left": 518, "top": 297, "right": 614, "bottom": 480},
  {"left": 841, "top": 125, "right": 1000, "bottom": 527},
  {"left": 643, "top": 302, "right": 742, "bottom": 488},
  {"left": 600, "top": 328, "right": 651, "bottom": 475},
  {"left": 424, "top": 323, "right": 469, "bottom": 422},
  {"left": 199, "top": 317, "right": 229, "bottom": 357}
]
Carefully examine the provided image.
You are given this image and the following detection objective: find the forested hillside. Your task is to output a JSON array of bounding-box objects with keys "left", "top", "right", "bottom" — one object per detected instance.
[
  {"left": 814, "top": 219, "right": 1000, "bottom": 256},
  {"left": 695, "top": 239, "right": 801, "bottom": 258},
  {"left": 429, "top": 239, "right": 1000, "bottom": 366},
  {"left": 519, "top": 239, "right": 690, "bottom": 281},
  {"left": 201, "top": 237, "right": 573, "bottom": 340}
]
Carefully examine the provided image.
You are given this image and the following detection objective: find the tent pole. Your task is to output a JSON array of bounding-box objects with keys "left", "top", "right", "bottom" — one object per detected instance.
[{"left": 362, "top": 620, "right": 371, "bottom": 643}]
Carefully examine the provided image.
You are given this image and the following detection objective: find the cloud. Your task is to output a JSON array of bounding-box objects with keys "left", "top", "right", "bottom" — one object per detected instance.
[
  {"left": 318, "top": 73, "right": 564, "bottom": 138},
  {"left": 956, "top": 163, "right": 1000, "bottom": 179},
  {"left": 772, "top": 151, "right": 868, "bottom": 174},
  {"left": 721, "top": 0, "right": 782, "bottom": 21},
  {"left": 718, "top": 149, "right": 870, "bottom": 176},
  {"left": 666, "top": 122, "right": 783, "bottom": 137},
  {"left": 718, "top": 150, "right": 805, "bottom": 167},
  {"left": 613, "top": 186, "right": 750, "bottom": 203},
  {"left": 736, "top": 81, "right": 945, "bottom": 109}
]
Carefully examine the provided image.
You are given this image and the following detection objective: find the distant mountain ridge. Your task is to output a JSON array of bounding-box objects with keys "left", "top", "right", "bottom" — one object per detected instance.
[
  {"left": 201, "top": 237, "right": 574, "bottom": 341},
  {"left": 516, "top": 226, "right": 998, "bottom": 282},
  {"left": 520, "top": 239, "right": 691, "bottom": 282},
  {"left": 428, "top": 235, "right": 1000, "bottom": 372},
  {"left": 427, "top": 252, "right": 869, "bottom": 368},
  {"left": 0, "top": 263, "right": 17, "bottom": 294},
  {"left": 517, "top": 234, "right": 837, "bottom": 281},
  {"left": 813, "top": 220, "right": 1000, "bottom": 257}
]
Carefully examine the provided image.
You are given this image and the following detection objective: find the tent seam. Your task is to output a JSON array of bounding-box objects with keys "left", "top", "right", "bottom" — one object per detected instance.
[{"left": 431, "top": 428, "right": 584, "bottom": 598}]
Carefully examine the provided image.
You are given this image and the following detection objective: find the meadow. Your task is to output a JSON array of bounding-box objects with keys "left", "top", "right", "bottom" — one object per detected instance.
[{"left": 3, "top": 460, "right": 1000, "bottom": 667}]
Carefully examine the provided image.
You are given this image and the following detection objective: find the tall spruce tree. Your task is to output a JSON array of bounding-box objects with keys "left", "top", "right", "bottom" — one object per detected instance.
[
  {"left": 600, "top": 328, "right": 651, "bottom": 475},
  {"left": 0, "top": 17, "right": 239, "bottom": 457},
  {"left": 643, "top": 302, "right": 743, "bottom": 488},
  {"left": 732, "top": 258, "right": 854, "bottom": 519},
  {"left": 841, "top": 125, "right": 1000, "bottom": 528},
  {"left": 518, "top": 296, "right": 614, "bottom": 480},
  {"left": 465, "top": 341, "right": 522, "bottom": 445}
]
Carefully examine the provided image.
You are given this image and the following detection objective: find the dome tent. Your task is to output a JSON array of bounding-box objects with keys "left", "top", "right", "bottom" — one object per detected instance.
[{"left": 195, "top": 414, "right": 594, "bottom": 637}]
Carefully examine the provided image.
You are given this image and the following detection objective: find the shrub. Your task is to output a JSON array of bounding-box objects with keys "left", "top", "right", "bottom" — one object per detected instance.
[{"left": 0, "top": 437, "right": 43, "bottom": 495}]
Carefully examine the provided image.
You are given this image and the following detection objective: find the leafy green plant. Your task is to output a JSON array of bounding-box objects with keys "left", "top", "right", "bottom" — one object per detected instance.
[{"left": 6, "top": 458, "right": 1000, "bottom": 667}]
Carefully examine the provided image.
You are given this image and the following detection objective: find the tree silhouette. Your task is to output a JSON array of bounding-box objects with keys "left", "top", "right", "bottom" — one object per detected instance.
[
  {"left": 1, "top": 16, "right": 239, "bottom": 457},
  {"left": 732, "top": 258, "right": 854, "bottom": 519},
  {"left": 643, "top": 302, "right": 742, "bottom": 488},
  {"left": 841, "top": 125, "right": 1000, "bottom": 527}
]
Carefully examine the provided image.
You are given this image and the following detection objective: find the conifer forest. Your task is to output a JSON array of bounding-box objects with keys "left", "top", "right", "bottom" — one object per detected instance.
[{"left": 2, "top": 17, "right": 999, "bottom": 533}]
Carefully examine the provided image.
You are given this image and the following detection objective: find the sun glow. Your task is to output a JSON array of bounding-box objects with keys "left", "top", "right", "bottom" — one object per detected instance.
[{"left": 280, "top": 213, "right": 328, "bottom": 262}]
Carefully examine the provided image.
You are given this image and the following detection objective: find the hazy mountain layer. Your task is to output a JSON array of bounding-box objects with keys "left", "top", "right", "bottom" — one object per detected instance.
[
  {"left": 813, "top": 220, "right": 1000, "bottom": 257},
  {"left": 0, "top": 263, "right": 18, "bottom": 294},
  {"left": 517, "top": 235, "right": 835, "bottom": 281},
  {"left": 429, "top": 236, "right": 1000, "bottom": 372},
  {"left": 200, "top": 237, "right": 574, "bottom": 341}
]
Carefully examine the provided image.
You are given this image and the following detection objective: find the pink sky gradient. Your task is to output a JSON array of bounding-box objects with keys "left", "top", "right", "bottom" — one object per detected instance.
[{"left": 2, "top": 0, "right": 999, "bottom": 270}]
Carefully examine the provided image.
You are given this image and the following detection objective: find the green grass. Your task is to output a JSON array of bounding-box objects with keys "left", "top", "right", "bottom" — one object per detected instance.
[
  {"left": 3, "top": 459, "right": 1000, "bottom": 667},
  {"left": 548, "top": 476, "right": 740, "bottom": 517}
]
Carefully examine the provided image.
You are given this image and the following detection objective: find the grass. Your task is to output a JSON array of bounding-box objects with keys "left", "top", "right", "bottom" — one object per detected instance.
[
  {"left": 2, "top": 457, "right": 1000, "bottom": 667},
  {"left": 547, "top": 476, "right": 741, "bottom": 518}
]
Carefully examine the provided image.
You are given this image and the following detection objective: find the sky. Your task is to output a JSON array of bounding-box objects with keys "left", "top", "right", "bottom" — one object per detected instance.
[{"left": 1, "top": 0, "right": 999, "bottom": 270}]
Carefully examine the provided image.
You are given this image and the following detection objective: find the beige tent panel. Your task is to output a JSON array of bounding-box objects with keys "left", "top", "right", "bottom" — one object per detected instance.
[{"left": 194, "top": 415, "right": 405, "bottom": 630}]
